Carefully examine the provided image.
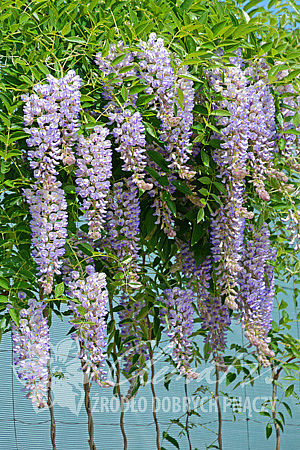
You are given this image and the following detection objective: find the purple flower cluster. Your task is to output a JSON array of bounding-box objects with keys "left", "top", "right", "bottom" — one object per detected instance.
[
  {"left": 96, "top": 44, "right": 151, "bottom": 190},
  {"left": 176, "top": 243, "right": 230, "bottom": 368},
  {"left": 139, "top": 33, "right": 195, "bottom": 179},
  {"left": 160, "top": 287, "right": 199, "bottom": 378},
  {"left": 11, "top": 297, "right": 50, "bottom": 408},
  {"left": 210, "top": 183, "right": 246, "bottom": 310},
  {"left": 75, "top": 126, "right": 112, "bottom": 239},
  {"left": 208, "top": 54, "right": 278, "bottom": 200},
  {"left": 103, "top": 178, "right": 141, "bottom": 282},
  {"left": 208, "top": 55, "right": 258, "bottom": 309},
  {"left": 22, "top": 71, "right": 81, "bottom": 293},
  {"left": 108, "top": 109, "right": 152, "bottom": 190},
  {"left": 246, "top": 80, "right": 277, "bottom": 200},
  {"left": 22, "top": 70, "right": 81, "bottom": 168},
  {"left": 239, "top": 224, "right": 276, "bottom": 366},
  {"left": 24, "top": 177, "right": 68, "bottom": 294},
  {"left": 67, "top": 266, "right": 111, "bottom": 386}
]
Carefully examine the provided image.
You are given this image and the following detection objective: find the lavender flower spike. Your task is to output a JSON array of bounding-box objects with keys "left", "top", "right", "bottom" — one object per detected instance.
[
  {"left": 76, "top": 126, "right": 112, "bottom": 240},
  {"left": 11, "top": 298, "right": 50, "bottom": 408},
  {"left": 67, "top": 266, "right": 112, "bottom": 386}
]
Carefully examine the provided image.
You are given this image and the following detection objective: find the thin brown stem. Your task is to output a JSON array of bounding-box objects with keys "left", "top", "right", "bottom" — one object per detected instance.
[
  {"left": 271, "top": 364, "right": 281, "bottom": 450},
  {"left": 215, "top": 366, "right": 222, "bottom": 450},
  {"left": 184, "top": 377, "right": 192, "bottom": 450},
  {"left": 81, "top": 361, "right": 96, "bottom": 450},
  {"left": 41, "top": 289, "right": 56, "bottom": 450},
  {"left": 147, "top": 316, "right": 160, "bottom": 450},
  {"left": 108, "top": 294, "right": 127, "bottom": 449},
  {"left": 47, "top": 355, "right": 56, "bottom": 450}
]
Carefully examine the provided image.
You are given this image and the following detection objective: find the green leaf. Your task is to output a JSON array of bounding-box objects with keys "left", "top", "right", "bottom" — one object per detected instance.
[
  {"left": 266, "top": 424, "right": 272, "bottom": 439},
  {"left": 77, "top": 242, "right": 94, "bottom": 256},
  {"left": 180, "top": 0, "right": 194, "bottom": 12},
  {"left": 118, "top": 65, "right": 135, "bottom": 74},
  {"left": 285, "top": 384, "right": 294, "bottom": 397},
  {"left": 9, "top": 131, "right": 29, "bottom": 143},
  {"left": 282, "top": 402, "right": 292, "bottom": 418},
  {"left": 233, "top": 24, "right": 262, "bottom": 38},
  {"left": 0, "top": 278, "right": 9, "bottom": 290},
  {"left": 146, "top": 149, "right": 169, "bottom": 172},
  {"left": 199, "top": 188, "right": 209, "bottom": 196},
  {"left": 283, "top": 129, "right": 300, "bottom": 136},
  {"left": 136, "top": 94, "right": 156, "bottom": 106},
  {"left": 145, "top": 167, "right": 169, "bottom": 187},
  {"left": 213, "top": 109, "right": 232, "bottom": 117},
  {"left": 281, "top": 69, "right": 300, "bottom": 83},
  {"left": 278, "top": 138, "right": 286, "bottom": 151},
  {"left": 213, "top": 181, "right": 227, "bottom": 194},
  {"left": 9, "top": 308, "right": 19, "bottom": 326},
  {"left": 176, "top": 87, "right": 184, "bottom": 107},
  {"left": 61, "top": 22, "right": 71, "bottom": 36},
  {"left": 0, "top": 295, "right": 8, "bottom": 303},
  {"left": 36, "top": 62, "right": 50, "bottom": 75},
  {"left": 110, "top": 53, "right": 126, "bottom": 66},
  {"left": 55, "top": 282, "right": 64, "bottom": 298},
  {"left": 129, "top": 84, "right": 147, "bottom": 95},
  {"left": 198, "top": 176, "right": 211, "bottom": 184},
  {"left": 201, "top": 150, "right": 210, "bottom": 167},
  {"left": 293, "top": 112, "right": 300, "bottom": 127},
  {"left": 162, "top": 432, "right": 179, "bottom": 449},
  {"left": 144, "top": 122, "right": 157, "bottom": 139},
  {"left": 166, "top": 198, "right": 176, "bottom": 217},
  {"left": 191, "top": 222, "right": 202, "bottom": 246},
  {"left": 136, "top": 305, "right": 149, "bottom": 320},
  {"left": 197, "top": 209, "right": 204, "bottom": 223},
  {"left": 121, "top": 85, "right": 128, "bottom": 102},
  {"left": 178, "top": 74, "right": 202, "bottom": 83},
  {"left": 172, "top": 180, "right": 193, "bottom": 195},
  {"left": 226, "top": 372, "right": 237, "bottom": 385},
  {"left": 81, "top": 95, "right": 95, "bottom": 103},
  {"left": 65, "top": 37, "right": 86, "bottom": 44},
  {"left": 212, "top": 21, "right": 228, "bottom": 36}
]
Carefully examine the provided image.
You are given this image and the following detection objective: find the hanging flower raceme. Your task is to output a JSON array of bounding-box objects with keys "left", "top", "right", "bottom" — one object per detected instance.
[
  {"left": 75, "top": 126, "right": 112, "bottom": 240},
  {"left": 102, "top": 177, "right": 141, "bottom": 284},
  {"left": 22, "top": 71, "right": 81, "bottom": 293},
  {"left": 239, "top": 224, "right": 276, "bottom": 366},
  {"left": 160, "top": 287, "right": 199, "bottom": 379},
  {"left": 207, "top": 54, "right": 253, "bottom": 309},
  {"left": 139, "top": 33, "right": 195, "bottom": 180},
  {"left": 24, "top": 177, "right": 68, "bottom": 294},
  {"left": 210, "top": 182, "right": 246, "bottom": 310},
  {"left": 108, "top": 109, "right": 152, "bottom": 190},
  {"left": 246, "top": 79, "right": 277, "bottom": 200},
  {"left": 176, "top": 243, "right": 230, "bottom": 368},
  {"left": 11, "top": 296, "right": 50, "bottom": 408},
  {"left": 22, "top": 70, "right": 81, "bottom": 168},
  {"left": 96, "top": 44, "right": 151, "bottom": 190},
  {"left": 67, "top": 265, "right": 111, "bottom": 386}
]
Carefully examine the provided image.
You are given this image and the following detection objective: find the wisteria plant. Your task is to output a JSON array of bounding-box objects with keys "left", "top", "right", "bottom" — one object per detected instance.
[{"left": 0, "top": 1, "right": 299, "bottom": 449}]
